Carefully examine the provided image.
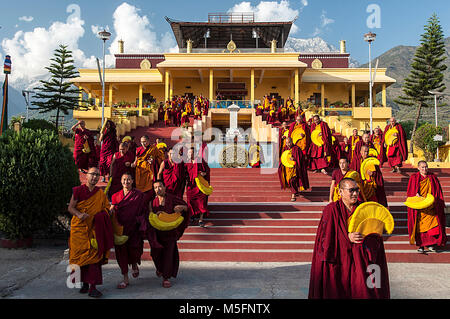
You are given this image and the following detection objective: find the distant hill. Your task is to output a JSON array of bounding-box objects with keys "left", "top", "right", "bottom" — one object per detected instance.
[{"left": 361, "top": 37, "right": 450, "bottom": 126}]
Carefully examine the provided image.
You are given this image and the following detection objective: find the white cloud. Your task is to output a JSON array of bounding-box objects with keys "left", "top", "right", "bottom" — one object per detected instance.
[
  {"left": 1, "top": 10, "right": 93, "bottom": 89},
  {"left": 18, "top": 16, "right": 34, "bottom": 22},
  {"left": 320, "top": 10, "right": 334, "bottom": 27},
  {"left": 228, "top": 1, "right": 300, "bottom": 34},
  {"left": 107, "top": 2, "right": 177, "bottom": 55},
  {"left": 301, "top": 0, "right": 308, "bottom": 7},
  {"left": 311, "top": 10, "right": 334, "bottom": 36}
]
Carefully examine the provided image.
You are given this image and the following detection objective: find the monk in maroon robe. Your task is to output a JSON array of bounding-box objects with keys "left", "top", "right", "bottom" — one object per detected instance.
[
  {"left": 308, "top": 115, "right": 332, "bottom": 174},
  {"left": 157, "top": 148, "right": 186, "bottom": 198},
  {"left": 382, "top": 117, "right": 408, "bottom": 173},
  {"left": 348, "top": 129, "right": 360, "bottom": 164},
  {"left": 111, "top": 172, "right": 146, "bottom": 289},
  {"left": 288, "top": 115, "right": 311, "bottom": 157},
  {"left": 71, "top": 120, "right": 95, "bottom": 173},
  {"left": 357, "top": 146, "right": 388, "bottom": 207},
  {"left": 340, "top": 137, "right": 350, "bottom": 161},
  {"left": 350, "top": 133, "right": 375, "bottom": 171},
  {"left": 68, "top": 167, "right": 114, "bottom": 298},
  {"left": 406, "top": 161, "right": 447, "bottom": 253},
  {"left": 309, "top": 178, "right": 390, "bottom": 299},
  {"left": 146, "top": 180, "right": 189, "bottom": 288},
  {"left": 278, "top": 137, "right": 310, "bottom": 201},
  {"left": 185, "top": 146, "right": 210, "bottom": 227},
  {"left": 278, "top": 122, "right": 289, "bottom": 157},
  {"left": 108, "top": 143, "right": 135, "bottom": 200},
  {"left": 99, "top": 120, "right": 118, "bottom": 181},
  {"left": 158, "top": 103, "right": 165, "bottom": 121},
  {"left": 371, "top": 127, "right": 385, "bottom": 164}
]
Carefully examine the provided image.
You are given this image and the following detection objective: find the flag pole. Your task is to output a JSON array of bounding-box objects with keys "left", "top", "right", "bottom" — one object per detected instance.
[{"left": 1, "top": 55, "right": 11, "bottom": 135}]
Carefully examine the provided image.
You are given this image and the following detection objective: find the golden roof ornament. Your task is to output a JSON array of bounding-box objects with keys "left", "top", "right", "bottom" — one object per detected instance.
[
  {"left": 311, "top": 58, "right": 323, "bottom": 69},
  {"left": 140, "top": 59, "right": 151, "bottom": 70}
]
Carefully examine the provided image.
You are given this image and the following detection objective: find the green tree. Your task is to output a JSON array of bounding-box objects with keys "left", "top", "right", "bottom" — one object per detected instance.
[
  {"left": 31, "top": 44, "right": 85, "bottom": 131},
  {"left": 394, "top": 14, "right": 447, "bottom": 153}
]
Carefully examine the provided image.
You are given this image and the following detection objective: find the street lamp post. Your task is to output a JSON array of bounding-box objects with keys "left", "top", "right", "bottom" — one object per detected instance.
[
  {"left": 98, "top": 29, "right": 111, "bottom": 130},
  {"left": 22, "top": 90, "right": 34, "bottom": 122},
  {"left": 364, "top": 32, "right": 376, "bottom": 134},
  {"left": 428, "top": 90, "right": 449, "bottom": 162}
]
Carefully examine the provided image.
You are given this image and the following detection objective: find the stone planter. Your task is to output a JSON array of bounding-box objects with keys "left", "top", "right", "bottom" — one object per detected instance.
[{"left": 0, "top": 236, "right": 33, "bottom": 249}]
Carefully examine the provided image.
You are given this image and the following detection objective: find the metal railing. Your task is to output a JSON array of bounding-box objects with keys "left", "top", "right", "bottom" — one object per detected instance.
[
  {"left": 210, "top": 100, "right": 254, "bottom": 109},
  {"left": 208, "top": 12, "right": 255, "bottom": 23}
]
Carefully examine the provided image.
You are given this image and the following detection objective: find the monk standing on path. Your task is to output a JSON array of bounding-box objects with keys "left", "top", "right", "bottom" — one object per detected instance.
[
  {"left": 406, "top": 161, "right": 447, "bottom": 253},
  {"left": 278, "top": 137, "right": 310, "bottom": 202},
  {"left": 68, "top": 167, "right": 114, "bottom": 298},
  {"left": 72, "top": 120, "right": 95, "bottom": 174},
  {"left": 309, "top": 178, "right": 390, "bottom": 299},
  {"left": 308, "top": 115, "right": 332, "bottom": 174},
  {"left": 382, "top": 117, "right": 407, "bottom": 173},
  {"left": 147, "top": 180, "right": 189, "bottom": 288},
  {"left": 111, "top": 172, "right": 147, "bottom": 289}
]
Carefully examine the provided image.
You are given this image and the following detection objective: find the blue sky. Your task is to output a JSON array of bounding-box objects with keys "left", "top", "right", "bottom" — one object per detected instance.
[{"left": 0, "top": 0, "right": 449, "bottom": 90}]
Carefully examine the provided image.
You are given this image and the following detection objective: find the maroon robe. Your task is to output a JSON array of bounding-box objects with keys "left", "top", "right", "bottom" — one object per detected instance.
[
  {"left": 308, "top": 121, "right": 332, "bottom": 170},
  {"left": 147, "top": 193, "right": 189, "bottom": 280},
  {"left": 309, "top": 200, "right": 390, "bottom": 299},
  {"left": 73, "top": 127, "right": 95, "bottom": 170},
  {"left": 162, "top": 159, "right": 186, "bottom": 198},
  {"left": 348, "top": 135, "right": 360, "bottom": 163},
  {"left": 99, "top": 121, "right": 118, "bottom": 176},
  {"left": 339, "top": 141, "right": 350, "bottom": 161},
  {"left": 288, "top": 121, "right": 311, "bottom": 156},
  {"left": 406, "top": 172, "right": 447, "bottom": 248},
  {"left": 185, "top": 158, "right": 210, "bottom": 218},
  {"left": 370, "top": 132, "right": 385, "bottom": 164},
  {"left": 72, "top": 185, "right": 114, "bottom": 285},
  {"left": 158, "top": 105, "right": 164, "bottom": 121},
  {"left": 111, "top": 189, "right": 146, "bottom": 275},
  {"left": 363, "top": 165, "right": 388, "bottom": 207},
  {"left": 382, "top": 123, "right": 408, "bottom": 168},
  {"left": 278, "top": 145, "right": 310, "bottom": 193},
  {"left": 108, "top": 151, "right": 135, "bottom": 199},
  {"left": 350, "top": 140, "right": 375, "bottom": 171}
]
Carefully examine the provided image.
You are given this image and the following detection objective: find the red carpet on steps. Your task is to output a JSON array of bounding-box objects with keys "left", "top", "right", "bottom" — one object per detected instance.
[{"left": 81, "top": 120, "right": 450, "bottom": 263}]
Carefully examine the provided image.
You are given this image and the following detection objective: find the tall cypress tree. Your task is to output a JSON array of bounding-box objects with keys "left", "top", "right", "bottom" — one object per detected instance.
[
  {"left": 31, "top": 45, "right": 84, "bottom": 131},
  {"left": 394, "top": 14, "right": 447, "bottom": 153}
]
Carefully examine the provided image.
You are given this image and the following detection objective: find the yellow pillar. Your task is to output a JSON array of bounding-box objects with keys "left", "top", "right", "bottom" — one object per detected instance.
[
  {"left": 209, "top": 69, "right": 214, "bottom": 102},
  {"left": 95, "top": 98, "right": 99, "bottom": 107},
  {"left": 290, "top": 74, "right": 294, "bottom": 100},
  {"left": 351, "top": 84, "right": 356, "bottom": 107},
  {"left": 108, "top": 85, "right": 113, "bottom": 108},
  {"left": 250, "top": 69, "right": 255, "bottom": 106},
  {"left": 365, "top": 95, "right": 368, "bottom": 107},
  {"left": 78, "top": 86, "right": 83, "bottom": 107},
  {"left": 139, "top": 84, "right": 143, "bottom": 116},
  {"left": 169, "top": 76, "right": 173, "bottom": 99},
  {"left": 294, "top": 69, "right": 299, "bottom": 106},
  {"left": 382, "top": 83, "right": 386, "bottom": 107},
  {"left": 165, "top": 71, "right": 169, "bottom": 102},
  {"left": 321, "top": 84, "right": 325, "bottom": 108}
]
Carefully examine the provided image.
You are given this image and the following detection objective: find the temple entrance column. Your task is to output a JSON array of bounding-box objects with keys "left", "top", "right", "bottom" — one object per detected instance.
[
  {"left": 169, "top": 76, "right": 173, "bottom": 100},
  {"left": 209, "top": 69, "right": 214, "bottom": 102},
  {"left": 382, "top": 83, "right": 387, "bottom": 107},
  {"left": 165, "top": 71, "right": 169, "bottom": 102},
  {"left": 250, "top": 68, "right": 255, "bottom": 107},
  {"left": 109, "top": 85, "right": 113, "bottom": 108},
  {"left": 321, "top": 84, "right": 325, "bottom": 108},
  {"left": 351, "top": 84, "right": 356, "bottom": 107},
  {"left": 294, "top": 68, "right": 299, "bottom": 106},
  {"left": 139, "top": 84, "right": 143, "bottom": 116}
]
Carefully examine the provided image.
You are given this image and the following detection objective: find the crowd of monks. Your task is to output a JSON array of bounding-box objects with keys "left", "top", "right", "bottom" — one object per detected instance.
[
  {"left": 69, "top": 111, "right": 210, "bottom": 297},
  {"left": 158, "top": 95, "right": 209, "bottom": 127},
  {"left": 68, "top": 98, "right": 446, "bottom": 299},
  {"left": 278, "top": 111, "right": 447, "bottom": 299}
]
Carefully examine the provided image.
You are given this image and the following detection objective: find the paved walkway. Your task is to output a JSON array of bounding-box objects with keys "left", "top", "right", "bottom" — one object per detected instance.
[{"left": 1, "top": 243, "right": 449, "bottom": 299}]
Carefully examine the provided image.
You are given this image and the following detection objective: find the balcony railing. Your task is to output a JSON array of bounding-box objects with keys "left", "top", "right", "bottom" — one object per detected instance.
[{"left": 210, "top": 100, "right": 254, "bottom": 109}]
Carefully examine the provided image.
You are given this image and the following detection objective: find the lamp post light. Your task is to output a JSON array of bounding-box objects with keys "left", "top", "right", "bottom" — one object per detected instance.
[
  {"left": 428, "top": 90, "right": 449, "bottom": 162},
  {"left": 22, "top": 90, "right": 34, "bottom": 122},
  {"left": 204, "top": 28, "right": 210, "bottom": 49},
  {"left": 364, "top": 31, "right": 376, "bottom": 135},
  {"left": 98, "top": 29, "right": 111, "bottom": 129}
]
